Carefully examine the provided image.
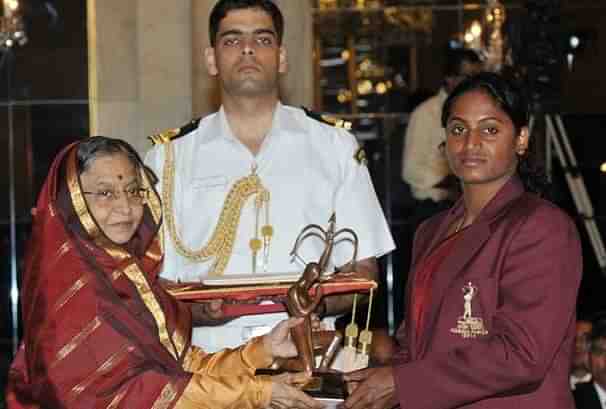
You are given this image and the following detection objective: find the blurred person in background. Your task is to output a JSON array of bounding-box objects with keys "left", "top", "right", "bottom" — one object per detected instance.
[
  {"left": 572, "top": 318, "right": 594, "bottom": 390},
  {"left": 574, "top": 318, "right": 606, "bottom": 408}
]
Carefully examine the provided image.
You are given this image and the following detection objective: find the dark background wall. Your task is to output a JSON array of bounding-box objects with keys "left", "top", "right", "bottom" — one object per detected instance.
[{"left": 0, "top": 2, "right": 88, "bottom": 404}]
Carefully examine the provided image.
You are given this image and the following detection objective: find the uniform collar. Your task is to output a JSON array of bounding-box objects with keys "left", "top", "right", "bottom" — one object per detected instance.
[
  {"left": 198, "top": 102, "right": 305, "bottom": 146},
  {"left": 273, "top": 102, "right": 306, "bottom": 136}
]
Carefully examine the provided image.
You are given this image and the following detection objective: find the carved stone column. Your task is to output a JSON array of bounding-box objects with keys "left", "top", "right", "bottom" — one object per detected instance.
[{"left": 88, "top": 0, "right": 193, "bottom": 154}]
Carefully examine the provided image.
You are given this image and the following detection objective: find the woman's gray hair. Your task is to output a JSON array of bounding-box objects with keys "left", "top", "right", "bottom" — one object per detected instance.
[{"left": 76, "top": 136, "right": 143, "bottom": 175}]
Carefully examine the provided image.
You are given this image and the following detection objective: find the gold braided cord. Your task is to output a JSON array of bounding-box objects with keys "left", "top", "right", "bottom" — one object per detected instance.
[{"left": 161, "top": 142, "right": 269, "bottom": 276}]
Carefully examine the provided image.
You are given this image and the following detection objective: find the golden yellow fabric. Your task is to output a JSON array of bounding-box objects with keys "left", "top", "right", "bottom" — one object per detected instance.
[
  {"left": 176, "top": 337, "right": 273, "bottom": 409},
  {"left": 122, "top": 263, "right": 177, "bottom": 360},
  {"left": 175, "top": 374, "right": 271, "bottom": 409},
  {"left": 185, "top": 337, "right": 272, "bottom": 375},
  {"left": 65, "top": 148, "right": 131, "bottom": 261},
  {"left": 66, "top": 151, "right": 101, "bottom": 240}
]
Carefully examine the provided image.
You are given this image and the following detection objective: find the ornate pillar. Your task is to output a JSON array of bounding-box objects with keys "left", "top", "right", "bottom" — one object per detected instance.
[
  {"left": 191, "top": 0, "right": 220, "bottom": 117},
  {"left": 87, "top": 0, "right": 193, "bottom": 154},
  {"left": 274, "top": 0, "right": 314, "bottom": 108}
]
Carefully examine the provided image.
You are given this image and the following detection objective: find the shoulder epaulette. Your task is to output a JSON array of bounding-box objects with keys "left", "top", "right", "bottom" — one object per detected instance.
[
  {"left": 148, "top": 118, "right": 202, "bottom": 146},
  {"left": 301, "top": 106, "right": 352, "bottom": 131}
]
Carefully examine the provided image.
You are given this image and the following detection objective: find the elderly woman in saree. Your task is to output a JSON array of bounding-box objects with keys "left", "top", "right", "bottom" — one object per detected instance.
[{"left": 6, "top": 136, "right": 323, "bottom": 409}]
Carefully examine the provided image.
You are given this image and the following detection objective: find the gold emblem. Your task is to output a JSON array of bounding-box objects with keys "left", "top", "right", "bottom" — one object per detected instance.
[
  {"left": 161, "top": 143, "right": 272, "bottom": 276},
  {"left": 450, "top": 282, "right": 488, "bottom": 339},
  {"left": 320, "top": 114, "right": 352, "bottom": 130},
  {"left": 148, "top": 128, "right": 180, "bottom": 145},
  {"left": 354, "top": 147, "right": 368, "bottom": 166}
]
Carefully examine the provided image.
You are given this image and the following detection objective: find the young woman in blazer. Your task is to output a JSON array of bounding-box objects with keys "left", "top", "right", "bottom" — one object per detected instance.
[{"left": 342, "top": 72, "right": 583, "bottom": 409}]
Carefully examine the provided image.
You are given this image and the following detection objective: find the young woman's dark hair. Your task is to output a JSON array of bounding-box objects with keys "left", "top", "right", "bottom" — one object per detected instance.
[
  {"left": 441, "top": 71, "right": 550, "bottom": 197},
  {"left": 208, "top": 0, "right": 284, "bottom": 47}
]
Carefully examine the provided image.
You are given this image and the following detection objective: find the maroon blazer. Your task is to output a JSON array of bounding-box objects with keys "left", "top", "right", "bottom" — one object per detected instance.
[{"left": 392, "top": 176, "right": 582, "bottom": 409}]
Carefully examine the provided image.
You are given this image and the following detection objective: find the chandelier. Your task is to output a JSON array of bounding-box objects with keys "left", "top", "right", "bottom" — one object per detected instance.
[{"left": 1, "top": 0, "right": 27, "bottom": 49}]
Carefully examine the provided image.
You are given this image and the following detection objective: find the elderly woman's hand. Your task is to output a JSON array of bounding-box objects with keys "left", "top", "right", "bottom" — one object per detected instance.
[
  {"left": 269, "top": 372, "right": 325, "bottom": 409},
  {"left": 264, "top": 317, "right": 304, "bottom": 360}
]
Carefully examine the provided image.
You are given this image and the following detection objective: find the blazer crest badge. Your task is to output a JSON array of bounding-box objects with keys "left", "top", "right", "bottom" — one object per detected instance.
[{"left": 450, "top": 282, "right": 489, "bottom": 339}]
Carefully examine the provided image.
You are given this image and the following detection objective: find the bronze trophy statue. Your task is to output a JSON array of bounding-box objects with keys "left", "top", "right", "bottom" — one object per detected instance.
[
  {"left": 280, "top": 213, "right": 359, "bottom": 398},
  {"left": 285, "top": 261, "right": 324, "bottom": 373}
]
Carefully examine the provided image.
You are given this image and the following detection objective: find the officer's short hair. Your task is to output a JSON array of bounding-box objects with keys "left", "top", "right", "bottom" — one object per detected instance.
[{"left": 209, "top": 0, "right": 284, "bottom": 47}]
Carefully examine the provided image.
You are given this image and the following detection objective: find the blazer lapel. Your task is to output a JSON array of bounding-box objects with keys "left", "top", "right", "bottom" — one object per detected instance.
[
  {"left": 414, "top": 200, "right": 462, "bottom": 266},
  {"left": 407, "top": 204, "right": 459, "bottom": 357}
]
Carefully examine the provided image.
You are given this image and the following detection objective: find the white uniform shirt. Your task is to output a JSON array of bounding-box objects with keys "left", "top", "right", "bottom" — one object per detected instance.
[
  {"left": 401, "top": 88, "right": 452, "bottom": 202},
  {"left": 145, "top": 103, "right": 395, "bottom": 352}
]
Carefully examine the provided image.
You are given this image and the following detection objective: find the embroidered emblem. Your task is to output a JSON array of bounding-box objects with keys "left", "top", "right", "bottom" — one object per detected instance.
[
  {"left": 354, "top": 147, "right": 368, "bottom": 166},
  {"left": 450, "top": 282, "right": 488, "bottom": 339},
  {"left": 148, "top": 118, "right": 201, "bottom": 146},
  {"left": 148, "top": 128, "right": 180, "bottom": 146},
  {"left": 301, "top": 107, "right": 353, "bottom": 131}
]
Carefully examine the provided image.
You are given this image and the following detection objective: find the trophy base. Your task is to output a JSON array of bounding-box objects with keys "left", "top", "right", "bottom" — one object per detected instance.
[{"left": 255, "top": 368, "right": 348, "bottom": 400}]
